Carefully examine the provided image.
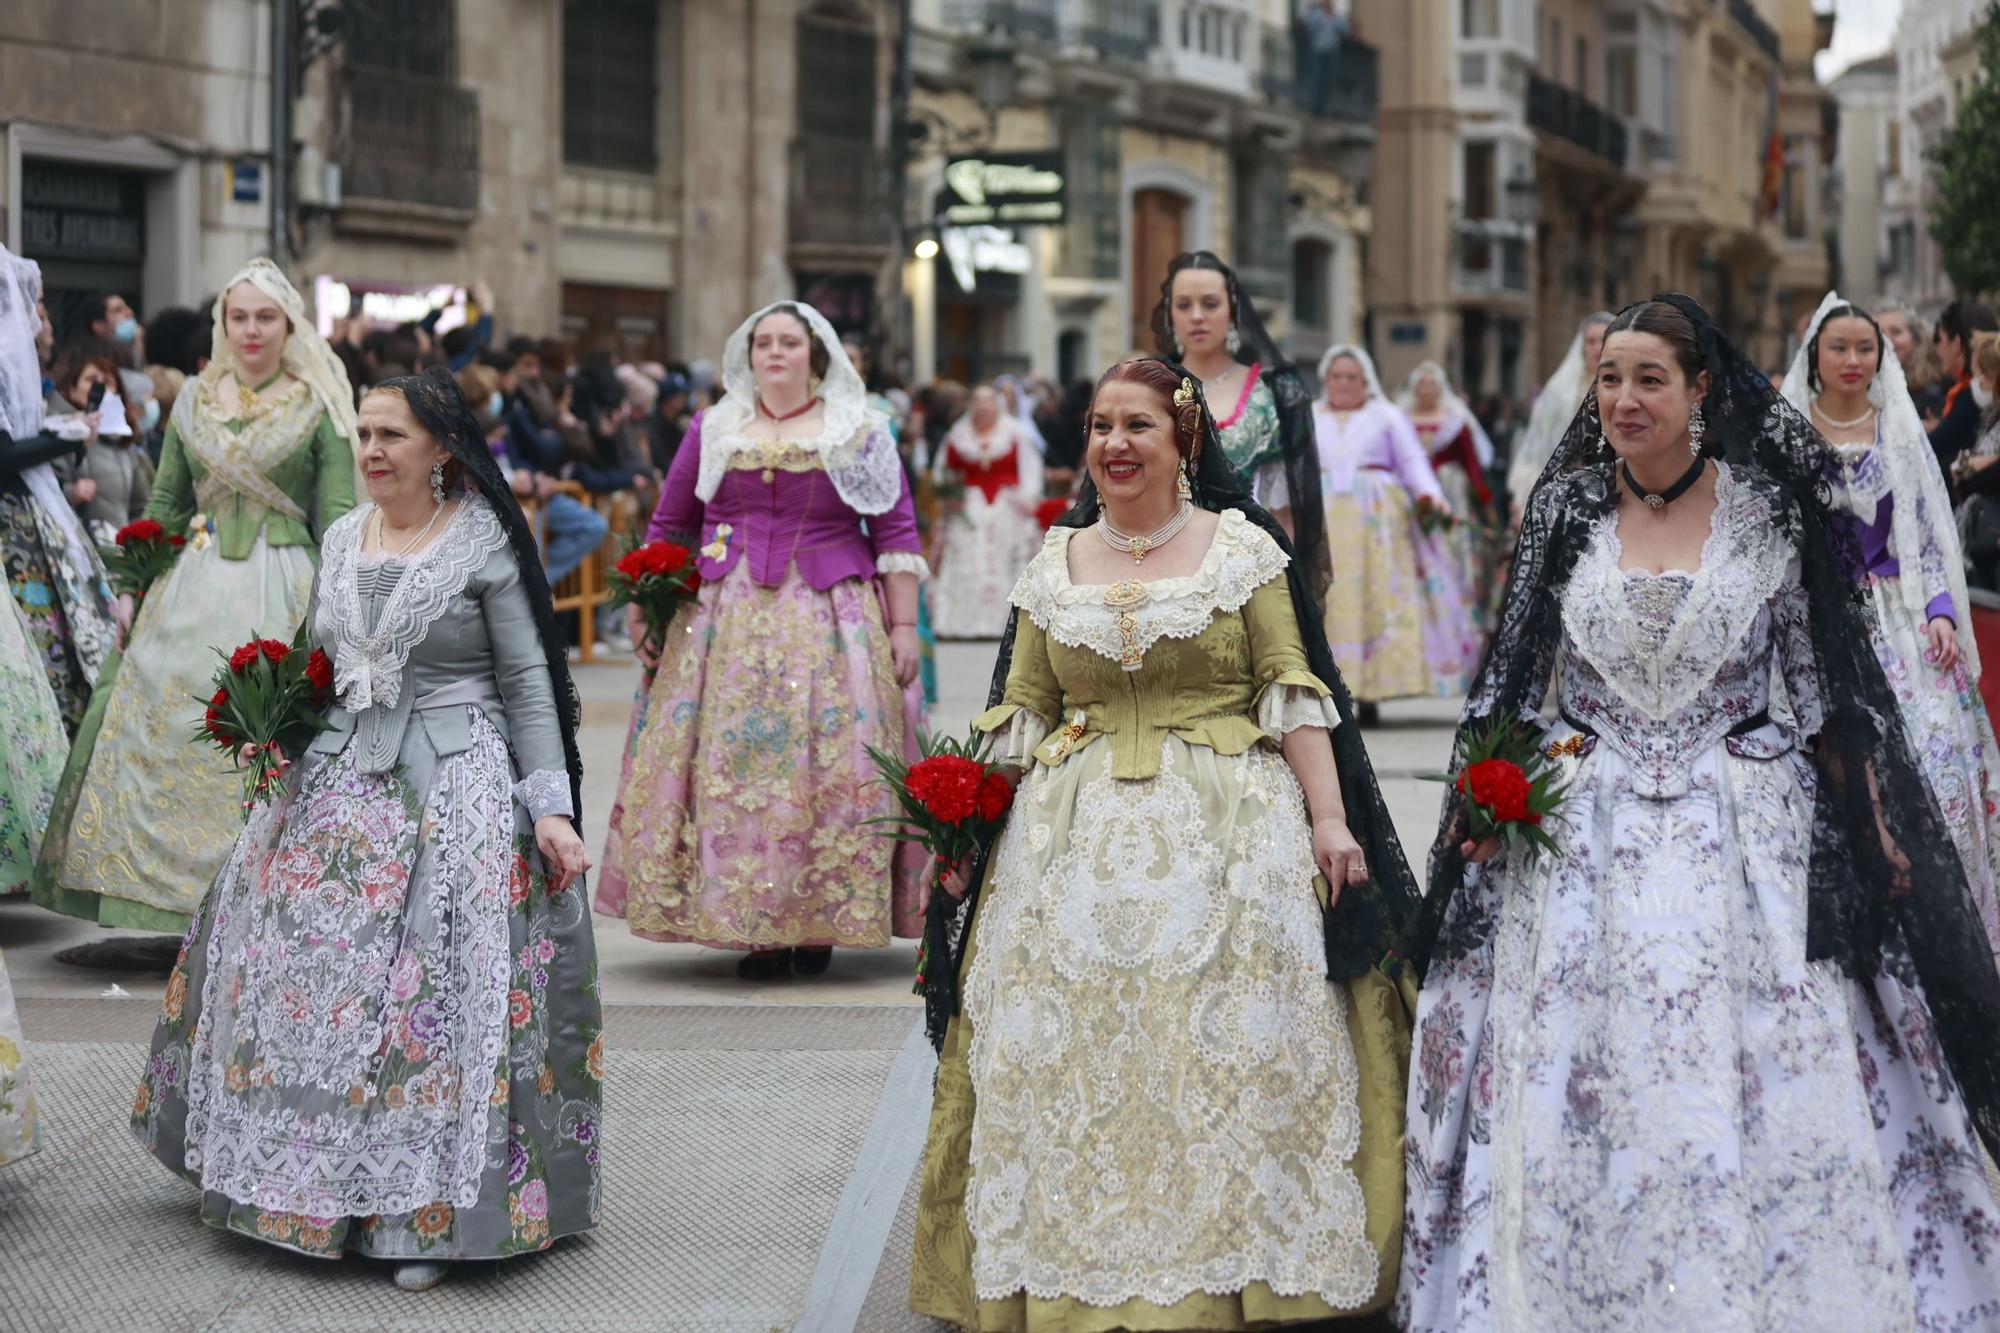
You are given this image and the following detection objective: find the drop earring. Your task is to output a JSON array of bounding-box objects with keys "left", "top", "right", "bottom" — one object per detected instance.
[
  {"left": 430, "top": 459, "right": 446, "bottom": 507},
  {"left": 1687, "top": 403, "right": 1706, "bottom": 458},
  {"left": 1177, "top": 461, "right": 1193, "bottom": 500},
  {"left": 1225, "top": 326, "right": 1241, "bottom": 355}
]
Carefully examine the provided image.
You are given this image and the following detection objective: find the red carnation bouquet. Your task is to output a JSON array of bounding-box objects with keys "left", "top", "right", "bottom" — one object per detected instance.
[
  {"left": 99, "top": 517, "right": 186, "bottom": 601},
  {"left": 1034, "top": 496, "right": 1071, "bottom": 529},
  {"left": 868, "top": 732, "right": 1016, "bottom": 992},
  {"left": 1429, "top": 717, "right": 1571, "bottom": 860},
  {"left": 605, "top": 538, "right": 702, "bottom": 661},
  {"left": 191, "top": 621, "right": 335, "bottom": 810}
]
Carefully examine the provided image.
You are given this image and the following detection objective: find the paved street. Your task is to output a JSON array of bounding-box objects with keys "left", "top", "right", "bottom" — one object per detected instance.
[{"left": 0, "top": 639, "right": 1464, "bottom": 1331}]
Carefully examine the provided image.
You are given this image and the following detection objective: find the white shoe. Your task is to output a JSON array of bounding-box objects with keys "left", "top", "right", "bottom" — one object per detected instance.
[{"left": 393, "top": 1261, "right": 450, "bottom": 1291}]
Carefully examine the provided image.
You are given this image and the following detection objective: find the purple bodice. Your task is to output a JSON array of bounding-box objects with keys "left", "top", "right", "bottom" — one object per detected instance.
[
  {"left": 647, "top": 413, "right": 924, "bottom": 590},
  {"left": 1312, "top": 400, "right": 1444, "bottom": 502},
  {"left": 1834, "top": 446, "right": 1955, "bottom": 625}
]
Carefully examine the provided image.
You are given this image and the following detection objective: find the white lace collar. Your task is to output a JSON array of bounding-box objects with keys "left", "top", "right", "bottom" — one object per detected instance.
[
  {"left": 316, "top": 497, "right": 509, "bottom": 712},
  {"left": 1562, "top": 462, "right": 1791, "bottom": 722},
  {"left": 693, "top": 410, "right": 904, "bottom": 515},
  {"left": 1011, "top": 509, "right": 1289, "bottom": 670}
]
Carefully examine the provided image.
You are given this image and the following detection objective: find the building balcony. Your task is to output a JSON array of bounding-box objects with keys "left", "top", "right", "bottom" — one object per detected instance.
[
  {"left": 939, "top": 0, "right": 1061, "bottom": 41},
  {"left": 788, "top": 135, "right": 892, "bottom": 253},
  {"left": 1077, "top": 0, "right": 1157, "bottom": 61},
  {"left": 1725, "top": 0, "right": 1781, "bottom": 63},
  {"left": 1156, "top": 1, "right": 1256, "bottom": 99},
  {"left": 1526, "top": 73, "right": 1629, "bottom": 172},
  {"left": 333, "top": 65, "right": 480, "bottom": 227},
  {"left": 1260, "top": 26, "right": 1379, "bottom": 124},
  {"left": 1453, "top": 220, "right": 1532, "bottom": 300}
]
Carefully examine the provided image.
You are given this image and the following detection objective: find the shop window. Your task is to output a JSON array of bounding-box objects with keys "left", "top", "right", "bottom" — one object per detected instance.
[
  {"left": 564, "top": 0, "right": 661, "bottom": 172},
  {"left": 1292, "top": 239, "right": 1332, "bottom": 331}
]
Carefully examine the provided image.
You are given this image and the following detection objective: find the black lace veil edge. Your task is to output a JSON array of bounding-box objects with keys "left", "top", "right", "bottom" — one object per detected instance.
[
  {"left": 918, "top": 357, "right": 1419, "bottom": 1050},
  {"left": 373, "top": 366, "right": 587, "bottom": 830},
  {"left": 1408, "top": 292, "right": 2000, "bottom": 1158},
  {"left": 1149, "top": 253, "right": 1331, "bottom": 607}
]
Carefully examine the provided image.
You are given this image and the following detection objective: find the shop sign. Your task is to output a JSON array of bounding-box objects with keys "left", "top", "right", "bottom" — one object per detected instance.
[
  {"left": 1390, "top": 322, "right": 1428, "bottom": 345},
  {"left": 941, "top": 152, "right": 1066, "bottom": 226},
  {"left": 19, "top": 161, "right": 144, "bottom": 263},
  {"left": 311, "top": 276, "right": 466, "bottom": 337},
  {"left": 941, "top": 225, "right": 1032, "bottom": 295}
]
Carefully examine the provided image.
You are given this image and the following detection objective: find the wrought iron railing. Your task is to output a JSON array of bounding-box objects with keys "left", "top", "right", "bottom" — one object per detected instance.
[
  {"left": 1261, "top": 26, "right": 1378, "bottom": 123},
  {"left": 336, "top": 65, "right": 481, "bottom": 212},
  {"left": 1526, "top": 73, "right": 1628, "bottom": 171},
  {"left": 941, "top": 0, "right": 1060, "bottom": 41},
  {"left": 789, "top": 135, "right": 892, "bottom": 249},
  {"left": 1079, "top": 0, "right": 1157, "bottom": 61}
]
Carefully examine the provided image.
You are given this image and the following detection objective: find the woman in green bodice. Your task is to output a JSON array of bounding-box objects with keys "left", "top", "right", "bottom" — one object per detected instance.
[{"left": 37, "top": 260, "right": 356, "bottom": 940}]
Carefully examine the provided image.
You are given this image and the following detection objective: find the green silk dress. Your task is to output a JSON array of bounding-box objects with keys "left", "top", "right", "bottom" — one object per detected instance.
[{"left": 910, "top": 510, "right": 1412, "bottom": 1330}]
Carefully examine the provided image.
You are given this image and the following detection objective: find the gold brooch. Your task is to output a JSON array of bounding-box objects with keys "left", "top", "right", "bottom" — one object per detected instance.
[
  {"left": 1173, "top": 376, "right": 1196, "bottom": 409},
  {"left": 1545, "top": 733, "right": 1588, "bottom": 758},
  {"left": 700, "top": 523, "right": 733, "bottom": 562}
]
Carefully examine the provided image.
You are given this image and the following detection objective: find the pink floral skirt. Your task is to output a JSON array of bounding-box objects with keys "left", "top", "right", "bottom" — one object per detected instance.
[{"left": 594, "top": 563, "right": 927, "bottom": 949}]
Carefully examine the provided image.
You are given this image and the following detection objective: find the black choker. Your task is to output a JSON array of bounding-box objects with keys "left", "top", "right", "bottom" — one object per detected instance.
[{"left": 1622, "top": 457, "right": 1706, "bottom": 511}]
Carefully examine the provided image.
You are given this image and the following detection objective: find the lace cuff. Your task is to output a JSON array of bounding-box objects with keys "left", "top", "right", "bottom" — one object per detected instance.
[
  {"left": 1256, "top": 681, "right": 1343, "bottom": 739},
  {"left": 876, "top": 550, "right": 932, "bottom": 580},
  {"left": 513, "top": 769, "right": 574, "bottom": 821},
  {"left": 981, "top": 704, "right": 1053, "bottom": 767}
]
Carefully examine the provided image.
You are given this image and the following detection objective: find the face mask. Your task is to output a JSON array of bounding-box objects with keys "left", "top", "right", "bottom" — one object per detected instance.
[
  {"left": 141, "top": 398, "right": 161, "bottom": 433},
  {"left": 113, "top": 317, "right": 138, "bottom": 344},
  {"left": 1975, "top": 380, "right": 1995, "bottom": 411},
  {"left": 488, "top": 391, "right": 504, "bottom": 419}
]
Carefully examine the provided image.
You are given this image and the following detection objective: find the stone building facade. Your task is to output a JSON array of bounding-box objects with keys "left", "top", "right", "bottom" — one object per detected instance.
[
  {"left": 1359, "top": 0, "right": 1831, "bottom": 394},
  {"left": 902, "top": 0, "right": 1375, "bottom": 387},
  {"left": 0, "top": 0, "right": 276, "bottom": 335}
]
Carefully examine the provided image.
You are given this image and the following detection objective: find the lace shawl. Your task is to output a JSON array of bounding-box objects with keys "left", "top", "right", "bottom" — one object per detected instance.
[
  {"left": 316, "top": 499, "right": 508, "bottom": 713},
  {"left": 1397, "top": 360, "right": 1496, "bottom": 468},
  {"left": 694, "top": 300, "right": 904, "bottom": 515}
]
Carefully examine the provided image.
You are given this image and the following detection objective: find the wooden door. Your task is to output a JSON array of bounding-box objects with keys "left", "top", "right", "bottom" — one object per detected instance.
[{"left": 1130, "top": 188, "right": 1188, "bottom": 354}]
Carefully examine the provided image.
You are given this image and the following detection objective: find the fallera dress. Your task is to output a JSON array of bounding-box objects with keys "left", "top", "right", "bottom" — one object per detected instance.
[
  {"left": 911, "top": 510, "right": 1411, "bottom": 1330},
  {"left": 132, "top": 497, "right": 602, "bottom": 1259},
  {"left": 931, "top": 417, "right": 1044, "bottom": 640},
  {"left": 1314, "top": 400, "right": 1474, "bottom": 700},
  {"left": 37, "top": 373, "right": 354, "bottom": 931},
  {"left": 594, "top": 408, "right": 930, "bottom": 949},
  {"left": 0, "top": 581, "right": 66, "bottom": 895},
  {"left": 1400, "top": 464, "right": 2000, "bottom": 1330}
]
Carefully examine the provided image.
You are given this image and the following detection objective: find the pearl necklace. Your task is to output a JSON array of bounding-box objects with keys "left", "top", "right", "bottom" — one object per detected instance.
[
  {"left": 374, "top": 501, "right": 446, "bottom": 558},
  {"left": 1099, "top": 502, "right": 1194, "bottom": 563},
  {"left": 1816, "top": 401, "right": 1877, "bottom": 431}
]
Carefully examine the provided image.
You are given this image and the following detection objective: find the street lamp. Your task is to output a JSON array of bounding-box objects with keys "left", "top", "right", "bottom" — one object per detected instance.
[
  {"left": 914, "top": 237, "right": 940, "bottom": 260},
  {"left": 968, "top": 37, "right": 1020, "bottom": 136}
]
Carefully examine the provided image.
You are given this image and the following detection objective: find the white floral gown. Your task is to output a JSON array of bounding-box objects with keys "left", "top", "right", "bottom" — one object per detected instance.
[{"left": 1401, "top": 465, "right": 2000, "bottom": 1331}]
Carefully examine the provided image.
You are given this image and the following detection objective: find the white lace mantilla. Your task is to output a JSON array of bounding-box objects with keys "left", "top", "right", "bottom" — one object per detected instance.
[
  {"left": 316, "top": 499, "right": 509, "bottom": 712},
  {"left": 1561, "top": 463, "right": 1790, "bottom": 724},
  {"left": 1012, "top": 509, "right": 1289, "bottom": 671}
]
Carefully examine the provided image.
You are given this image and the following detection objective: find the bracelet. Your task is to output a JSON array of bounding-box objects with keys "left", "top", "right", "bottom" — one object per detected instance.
[{"left": 889, "top": 619, "right": 918, "bottom": 628}]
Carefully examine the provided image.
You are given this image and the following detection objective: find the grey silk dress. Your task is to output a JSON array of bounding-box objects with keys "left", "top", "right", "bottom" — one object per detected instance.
[{"left": 132, "top": 496, "right": 603, "bottom": 1260}]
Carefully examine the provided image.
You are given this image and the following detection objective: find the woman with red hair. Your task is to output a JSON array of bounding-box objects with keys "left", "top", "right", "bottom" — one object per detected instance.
[{"left": 910, "top": 356, "right": 1418, "bottom": 1329}]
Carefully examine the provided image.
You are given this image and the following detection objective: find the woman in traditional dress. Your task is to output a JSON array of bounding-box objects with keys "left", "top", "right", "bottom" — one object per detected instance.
[
  {"left": 1400, "top": 360, "right": 1499, "bottom": 636},
  {"left": 1504, "top": 311, "right": 1612, "bottom": 517},
  {"left": 1401, "top": 295, "right": 2000, "bottom": 1329},
  {"left": 1151, "top": 250, "right": 1330, "bottom": 607},
  {"left": 931, "top": 384, "right": 1044, "bottom": 639},
  {"left": 0, "top": 250, "right": 72, "bottom": 899},
  {"left": 0, "top": 247, "right": 123, "bottom": 733},
  {"left": 1313, "top": 345, "right": 1473, "bottom": 708},
  {"left": 1779, "top": 293, "right": 2000, "bottom": 953},
  {"left": 908, "top": 357, "right": 1419, "bottom": 1330},
  {"left": 132, "top": 367, "right": 599, "bottom": 1290},
  {"left": 36, "top": 260, "right": 357, "bottom": 938},
  {"left": 594, "top": 301, "right": 927, "bottom": 980}
]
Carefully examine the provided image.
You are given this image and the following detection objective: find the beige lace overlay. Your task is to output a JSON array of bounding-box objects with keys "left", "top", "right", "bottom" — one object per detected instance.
[
  {"left": 180, "top": 377, "right": 315, "bottom": 523},
  {"left": 963, "top": 737, "right": 1378, "bottom": 1310}
]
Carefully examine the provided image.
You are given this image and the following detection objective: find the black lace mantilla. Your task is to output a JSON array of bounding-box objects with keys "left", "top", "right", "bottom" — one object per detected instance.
[
  {"left": 918, "top": 358, "right": 1420, "bottom": 1050},
  {"left": 372, "top": 367, "right": 586, "bottom": 831},
  {"left": 1410, "top": 293, "right": 2000, "bottom": 1158}
]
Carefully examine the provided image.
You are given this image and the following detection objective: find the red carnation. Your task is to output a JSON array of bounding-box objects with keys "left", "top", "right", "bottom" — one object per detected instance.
[
  {"left": 259, "top": 638, "right": 290, "bottom": 664},
  {"left": 976, "top": 772, "right": 1013, "bottom": 823},
  {"left": 1459, "top": 758, "right": 1533, "bottom": 823},
  {"left": 615, "top": 549, "right": 651, "bottom": 581},
  {"left": 1035, "top": 497, "right": 1070, "bottom": 529},
  {"left": 683, "top": 570, "right": 702, "bottom": 593},
  {"left": 228, "top": 642, "right": 261, "bottom": 672},
  {"left": 305, "top": 648, "right": 334, "bottom": 693},
  {"left": 167, "top": 534, "right": 187, "bottom": 547},
  {"left": 115, "top": 518, "right": 164, "bottom": 546},
  {"left": 906, "top": 754, "right": 986, "bottom": 826},
  {"left": 210, "top": 687, "right": 230, "bottom": 710}
]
